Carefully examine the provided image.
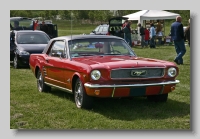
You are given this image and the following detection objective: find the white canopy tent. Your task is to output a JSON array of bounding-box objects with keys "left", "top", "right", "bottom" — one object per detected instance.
[
  {"left": 123, "top": 10, "right": 180, "bottom": 42},
  {"left": 123, "top": 10, "right": 180, "bottom": 25}
]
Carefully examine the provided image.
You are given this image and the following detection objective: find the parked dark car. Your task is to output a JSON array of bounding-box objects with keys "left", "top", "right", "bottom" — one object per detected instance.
[
  {"left": 10, "top": 30, "right": 50, "bottom": 69},
  {"left": 29, "top": 35, "right": 180, "bottom": 109},
  {"left": 90, "top": 17, "right": 128, "bottom": 38},
  {"left": 10, "top": 17, "right": 58, "bottom": 39},
  {"left": 10, "top": 17, "right": 34, "bottom": 30},
  {"left": 34, "top": 20, "right": 58, "bottom": 39}
]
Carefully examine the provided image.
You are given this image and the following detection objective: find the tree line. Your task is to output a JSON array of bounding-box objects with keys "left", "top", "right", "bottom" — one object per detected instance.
[{"left": 10, "top": 10, "right": 190, "bottom": 25}]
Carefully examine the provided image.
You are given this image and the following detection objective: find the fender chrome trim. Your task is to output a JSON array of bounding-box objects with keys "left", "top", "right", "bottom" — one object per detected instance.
[{"left": 45, "top": 82, "right": 73, "bottom": 94}]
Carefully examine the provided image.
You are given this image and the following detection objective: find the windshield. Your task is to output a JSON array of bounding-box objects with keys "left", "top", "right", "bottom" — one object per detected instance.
[
  {"left": 17, "top": 33, "right": 50, "bottom": 44},
  {"left": 68, "top": 38, "right": 136, "bottom": 58}
]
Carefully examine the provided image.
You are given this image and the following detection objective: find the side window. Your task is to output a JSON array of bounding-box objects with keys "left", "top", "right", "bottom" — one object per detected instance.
[
  {"left": 49, "top": 40, "right": 66, "bottom": 58},
  {"left": 98, "top": 26, "right": 104, "bottom": 32},
  {"left": 102, "top": 26, "right": 108, "bottom": 32},
  {"left": 94, "top": 26, "right": 100, "bottom": 32}
]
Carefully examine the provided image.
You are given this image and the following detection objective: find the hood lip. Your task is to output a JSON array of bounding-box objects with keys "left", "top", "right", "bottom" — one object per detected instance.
[
  {"left": 72, "top": 55, "right": 174, "bottom": 68},
  {"left": 16, "top": 44, "right": 47, "bottom": 52}
]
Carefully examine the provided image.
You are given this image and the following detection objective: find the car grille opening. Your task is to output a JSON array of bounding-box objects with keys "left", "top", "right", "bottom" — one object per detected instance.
[{"left": 110, "top": 68, "right": 164, "bottom": 79}]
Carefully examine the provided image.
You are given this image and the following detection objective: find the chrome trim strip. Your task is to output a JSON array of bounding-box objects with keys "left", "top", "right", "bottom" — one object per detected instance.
[
  {"left": 160, "top": 85, "right": 165, "bottom": 94},
  {"left": 112, "top": 87, "right": 116, "bottom": 97},
  {"left": 84, "top": 80, "right": 180, "bottom": 88},
  {"left": 111, "top": 67, "right": 166, "bottom": 70},
  {"left": 45, "top": 82, "right": 73, "bottom": 94}
]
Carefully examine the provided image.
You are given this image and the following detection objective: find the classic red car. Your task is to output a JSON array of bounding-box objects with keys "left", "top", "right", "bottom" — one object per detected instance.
[{"left": 29, "top": 35, "right": 180, "bottom": 109}]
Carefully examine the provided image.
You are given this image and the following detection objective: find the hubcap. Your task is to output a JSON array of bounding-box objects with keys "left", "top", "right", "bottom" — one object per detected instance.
[
  {"left": 75, "top": 82, "right": 83, "bottom": 107},
  {"left": 13, "top": 56, "right": 17, "bottom": 68},
  {"left": 37, "top": 72, "right": 43, "bottom": 92}
]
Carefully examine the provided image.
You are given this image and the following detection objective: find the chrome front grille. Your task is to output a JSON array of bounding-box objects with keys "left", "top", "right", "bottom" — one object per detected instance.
[{"left": 110, "top": 68, "right": 164, "bottom": 79}]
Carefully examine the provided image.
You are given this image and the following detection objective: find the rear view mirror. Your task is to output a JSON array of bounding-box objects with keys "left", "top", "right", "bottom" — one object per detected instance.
[{"left": 95, "top": 43, "right": 103, "bottom": 48}]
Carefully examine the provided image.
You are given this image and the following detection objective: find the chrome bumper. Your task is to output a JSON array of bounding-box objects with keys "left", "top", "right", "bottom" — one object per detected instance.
[{"left": 84, "top": 80, "right": 180, "bottom": 88}]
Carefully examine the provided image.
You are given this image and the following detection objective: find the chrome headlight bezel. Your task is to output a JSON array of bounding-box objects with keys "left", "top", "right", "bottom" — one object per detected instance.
[
  {"left": 19, "top": 51, "right": 30, "bottom": 55},
  {"left": 168, "top": 67, "right": 177, "bottom": 77},
  {"left": 91, "top": 70, "right": 101, "bottom": 80}
]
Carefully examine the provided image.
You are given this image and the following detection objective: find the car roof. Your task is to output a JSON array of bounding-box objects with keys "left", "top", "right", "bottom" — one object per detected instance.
[
  {"left": 54, "top": 34, "right": 123, "bottom": 40},
  {"left": 11, "top": 30, "right": 46, "bottom": 33},
  {"left": 42, "top": 35, "right": 124, "bottom": 54},
  {"left": 10, "top": 17, "right": 33, "bottom": 21}
]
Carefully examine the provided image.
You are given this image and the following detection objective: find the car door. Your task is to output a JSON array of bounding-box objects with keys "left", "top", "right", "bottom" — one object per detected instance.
[
  {"left": 45, "top": 40, "right": 67, "bottom": 88},
  {"left": 91, "top": 25, "right": 100, "bottom": 35},
  {"left": 108, "top": 17, "right": 128, "bottom": 38}
]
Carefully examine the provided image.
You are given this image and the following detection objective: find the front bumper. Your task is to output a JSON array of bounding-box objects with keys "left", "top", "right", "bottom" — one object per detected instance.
[
  {"left": 18, "top": 55, "right": 30, "bottom": 66},
  {"left": 84, "top": 80, "right": 180, "bottom": 97}
]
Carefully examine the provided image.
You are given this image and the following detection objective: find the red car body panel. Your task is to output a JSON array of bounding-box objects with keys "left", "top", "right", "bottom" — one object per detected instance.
[{"left": 29, "top": 35, "right": 179, "bottom": 99}]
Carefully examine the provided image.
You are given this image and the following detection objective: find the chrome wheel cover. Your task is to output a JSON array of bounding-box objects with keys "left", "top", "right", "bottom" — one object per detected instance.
[
  {"left": 74, "top": 81, "right": 83, "bottom": 107},
  {"left": 37, "top": 72, "right": 43, "bottom": 92},
  {"left": 13, "top": 56, "right": 17, "bottom": 68}
]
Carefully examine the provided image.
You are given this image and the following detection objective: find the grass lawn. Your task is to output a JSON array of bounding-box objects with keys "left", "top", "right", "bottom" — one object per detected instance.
[{"left": 10, "top": 20, "right": 191, "bottom": 129}]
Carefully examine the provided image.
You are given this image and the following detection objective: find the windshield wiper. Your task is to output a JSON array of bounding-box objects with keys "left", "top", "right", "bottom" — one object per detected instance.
[
  {"left": 103, "top": 53, "right": 122, "bottom": 55},
  {"left": 79, "top": 54, "right": 95, "bottom": 56}
]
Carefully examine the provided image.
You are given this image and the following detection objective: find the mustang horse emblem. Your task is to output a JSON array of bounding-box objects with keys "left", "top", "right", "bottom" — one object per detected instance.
[{"left": 131, "top": 70, "right": 147, "bottom": 76}]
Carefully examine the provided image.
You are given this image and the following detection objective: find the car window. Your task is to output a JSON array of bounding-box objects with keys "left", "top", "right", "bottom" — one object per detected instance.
[
  {"left": 17, "top": 33, "right": 50, "bottom": 44},
  {"left": 98, "top": 26, "right": 104, "bottom": 32},
  {"left": 94, "top": 26, "right": 100, "bottom": 32},
  {"left": 102, "top": 26, "right": 108, "bottom": 32},
  {"left": 68, "top": 38, "right": 136, "bottom": 58},
  {"left": 49, "top": 40, "right": 66, "bottom": 58},
  {"left": 10, "top": 18, "right": 34, "bottom": 30}
]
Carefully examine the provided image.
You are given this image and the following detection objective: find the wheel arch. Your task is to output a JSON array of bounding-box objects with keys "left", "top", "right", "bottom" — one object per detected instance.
[
  {"left": 72, "top": 74, "right": 80, "bottom": 94},
  {"left": 35, "top": 66, "right": 40, "bottom": 78}
]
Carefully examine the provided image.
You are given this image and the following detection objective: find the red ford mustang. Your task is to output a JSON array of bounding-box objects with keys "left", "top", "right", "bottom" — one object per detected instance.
[{"left": 29, "top": 35, "right": 180, "bottom": 109}]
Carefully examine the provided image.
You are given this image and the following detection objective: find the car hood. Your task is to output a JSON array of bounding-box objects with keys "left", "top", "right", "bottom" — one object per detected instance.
[
  {"left": 17, "top": 44, "right": 47, "bottom": 54},
  {"left": 72, "top": 55, "right": 175, "bottom": 69}
]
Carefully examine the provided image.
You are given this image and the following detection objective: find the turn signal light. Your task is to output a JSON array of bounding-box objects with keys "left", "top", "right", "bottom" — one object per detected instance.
[
  {"left": 171, "top": 86, "right": 175, "bottom": 91},
  {"left": 94, "top": 90, "right": 100, "bottom": 95}
]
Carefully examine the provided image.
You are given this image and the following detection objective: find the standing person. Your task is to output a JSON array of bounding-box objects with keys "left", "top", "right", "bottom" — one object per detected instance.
[
  {"left": 13, "top": 21, "right": 21, "bottom": 30},
  {"left": 123, "top": 20, "right": 132, "bottom": 47},
  {"left": 122, "top": 20, "right": 128, "bottom": 40},
  {"left": 137, "top": 23, "right": 146, "bottom": 48},
  {"left": 184, "top": 19, "right": 190, "bottom": 47},
  {"left": 144, "top": 28, "right": 150, "bottom": 46},
  {"left": 149, "top": 23, "right": 156, "bottom": 48},
  {"left": 33, "top": 20, "right": 39, "bottom": 30},
  {"left": 170, "top": 16, "right": 186, "bottom": 65},
  {"left": 40, "top": 21, "right": 48, "bottom": 34},
  {"left": 156, "top": 20, "right": 163, "bottom": 46},
  {"left": 156, "top": 20, "right": 162, "bottom": 34}
]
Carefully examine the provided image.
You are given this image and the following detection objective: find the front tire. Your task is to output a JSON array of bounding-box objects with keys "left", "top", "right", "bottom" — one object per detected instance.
[
  {"left": 74, "top": 78, "right": 93, "bottom": 109},
  {"left": 147, "top": 94, "right": 168, "bottom": 102},
  {"left": 37, "top": 70, "right": 51, "bottom": 92},
  {"left": 13, "top": 54, "right": 20, "bottom": 69}
]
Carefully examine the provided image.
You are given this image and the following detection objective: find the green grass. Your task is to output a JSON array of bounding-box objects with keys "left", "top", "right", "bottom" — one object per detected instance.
[{"left": 10, "top": 20, "right": 190, "bottom": 129}]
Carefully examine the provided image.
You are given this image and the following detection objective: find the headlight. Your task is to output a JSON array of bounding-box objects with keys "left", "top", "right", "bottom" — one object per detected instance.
[
  {"left": 168, "top": 67, "right": 177, "bottom": 77},
  {"left": 19, "top": 51, "right": 30, "bottom": 55},
  {"left": 91, "top": 70, "right": 101, "bottom": 80}
]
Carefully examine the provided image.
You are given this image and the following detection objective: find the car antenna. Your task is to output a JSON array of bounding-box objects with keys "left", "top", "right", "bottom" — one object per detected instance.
[{"left": 70, "top": 10, "right": 73, "bottom": 61}]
